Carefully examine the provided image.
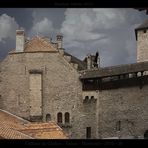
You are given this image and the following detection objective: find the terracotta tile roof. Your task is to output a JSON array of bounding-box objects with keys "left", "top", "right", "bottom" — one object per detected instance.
[
  {"left": 19, "top": 122, "right": 68, "bottom": 139},
  {"left": 24, "top": 36, "right": 58, "bottom": 52},
  {"left": 0, "top": 109, "right": 29, "bottom": 129},
  {"left": 0, "top": 109, "right": 68, "bottom": 139},
  {"left": 0, "top": 121, "right": 33, "bottom": 139}
]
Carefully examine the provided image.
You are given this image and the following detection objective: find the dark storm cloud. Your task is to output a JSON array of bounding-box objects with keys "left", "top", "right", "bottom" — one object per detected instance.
[
  {"left": 0, "top": 8, "right": 33, "bottom": 30},
  {"left": 0, "top": 8, "right": 148, "bottom": 67},
  {"left": 28, "top": 8, "right": 66, "bottom": 38},
  {"left": 61, "top": 8, "right": 148, "bottom": 67},
  {"left": 0, "top": 8, "right": 66, "bottom": 58},
  {"left": 0, "top": 38, "right": 15, "bottom": 59}
]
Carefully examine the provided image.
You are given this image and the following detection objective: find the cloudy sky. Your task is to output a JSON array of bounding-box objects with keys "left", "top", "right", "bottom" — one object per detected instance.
[{"left": 0, "top": 8, "right": 147, "bottom": 67}]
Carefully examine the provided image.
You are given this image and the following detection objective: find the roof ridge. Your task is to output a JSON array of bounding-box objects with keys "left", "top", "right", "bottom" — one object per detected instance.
[
  {"left": 0, "top": 109, "right": 30, "bottom": 123},
  {"left": 24, "top": 36, "right": 57, "bottom": 52}
]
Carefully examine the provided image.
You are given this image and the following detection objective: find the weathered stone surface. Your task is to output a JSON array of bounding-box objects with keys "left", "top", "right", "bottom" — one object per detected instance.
[
  {"left": 97, "top": 86, "right": 148, "bottom": 138},
  {"left": 1, "top": 23, "right": 148, "bottom": 139},
  {"left": 0, "top": 51, "right": 91, "bottom": 138},
  {"left": 137, "top": 30, "right": 148, "bottom": 62}
]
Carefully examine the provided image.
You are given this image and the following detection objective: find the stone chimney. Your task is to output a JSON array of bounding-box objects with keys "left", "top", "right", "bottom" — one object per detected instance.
[
  {"left": 16, "top": 30, "right": 25, "bottom": 52},
  {"left": 86, "top": 54, "right": 92, "bottom": 70},
  {"left": 56, "top": 33, "right": 63, "bottom": 49}
]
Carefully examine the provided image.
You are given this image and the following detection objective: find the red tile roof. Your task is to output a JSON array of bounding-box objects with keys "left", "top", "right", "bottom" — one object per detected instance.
[
  {"left": 19, "top": 122, "right": 68, "bottom": 139},
  {"left": 24, "top": 36, "right": 58, "bottom": 52},
  {"left": 0, "top": 109, "right": 68, "bottom": 139}
]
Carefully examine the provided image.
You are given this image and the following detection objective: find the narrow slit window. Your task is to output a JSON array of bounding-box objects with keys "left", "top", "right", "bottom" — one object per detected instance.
[
  {"left": 86, "top": 127, "right": 91, "bottom": 139},
  {"left": 65, "top": 112, "right": 70, "bottom": 124},
  {"left": 116, "top": 121, "right": 121, "bottom": 131},
  {"left": 57, "top": 112, "right": 62, "bottom": 123}
]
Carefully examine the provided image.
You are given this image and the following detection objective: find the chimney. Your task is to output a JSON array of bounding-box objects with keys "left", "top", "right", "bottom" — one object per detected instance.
[
  {"left": 56, "top": 33, "right": 63, "bottom": 49},
  {"left": 86, "top": 54, "right": 92, "bottom": 70},
  {"left": 16, "top": 30, "right": 25, "bottom": 52}
]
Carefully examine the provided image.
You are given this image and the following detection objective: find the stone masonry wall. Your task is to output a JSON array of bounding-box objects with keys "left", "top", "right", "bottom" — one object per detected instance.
[
  {"left": 137, "top": 30, "right": 148, "bottom": 62},
  {"left": 98, "top": 86, "right": 148, "bottom": 138},
  {"left": 0, "top": 52, "right": 88, "bottom": 139}
]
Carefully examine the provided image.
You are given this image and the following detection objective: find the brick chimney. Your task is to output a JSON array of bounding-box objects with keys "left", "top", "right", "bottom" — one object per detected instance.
[{"left": 16, "top": 30, "right": 25, "bottom": 52}]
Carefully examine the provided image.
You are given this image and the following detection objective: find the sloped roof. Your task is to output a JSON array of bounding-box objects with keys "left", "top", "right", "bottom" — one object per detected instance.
[
  {"left": 80, "top": 61, "right": 148, "bottom": 79},
  {"left": 135, "top": 19, "right": 148, "bottom": 30},
  {"left": 19, "top": 122, "right": 68, "bottom": 139},
  {"left": 0, "top": 122, "right": 33, "bottom": 139},
  {"left": 0, "top": 109, "right": 29, "bottom": 129},
  {"left": 64, "top": 51, "right": 87, "bottom": 70},
  {"left": 0, "top": 109, "right": 32, "bottom": 139},
  {"left": 24, "top": 36, "right": 58, "bottom": 52},
  {"left": 8, "top": 35, "right": 87, "bottom": 70},
  {"left": 0, "top": 109, "right": 68, "bottom": 139}
]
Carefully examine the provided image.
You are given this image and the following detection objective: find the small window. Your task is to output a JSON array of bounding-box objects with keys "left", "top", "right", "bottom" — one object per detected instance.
[
  {"left": 144, "top": 130, "right": 148, "bottom": 139},
  {"left": 46, "top": 114, "right": 51, "bottom": 122},
  {"left": 57, "top": 112, "right": 62, "bottom": 123},
  {"left": 85, "top": 96, "right": 89, "bottom": 100},
  {"left": 86, "top": 127, "right": 91, "bottom": 139},
  {"left": 143, "top": 30, "right": 147, "bottom": 33},
  {"left": 65, "top": 112, "right": 70, "bottom": 124},
  {"left": 84, "top": 96, "right": 89, "bottom": 103},
  {"left": 91, "top": 96, "right": 94, "bottom": 99},
  {"left": 116, "top": 121, "right": 121, "bottom": 131}
]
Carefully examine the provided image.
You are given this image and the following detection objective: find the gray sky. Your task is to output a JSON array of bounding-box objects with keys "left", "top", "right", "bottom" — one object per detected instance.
[{"left": 0, "top": 8, "right": 147, "bottom": 67}]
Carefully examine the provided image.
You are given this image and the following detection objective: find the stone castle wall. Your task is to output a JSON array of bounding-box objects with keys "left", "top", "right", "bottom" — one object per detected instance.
[
  {"left": 137, "top": 30, "right": 148, "bottom": 62},
  {"left": 97, "top": 86, "right": 148, "bottom": 138},
  {"left": 0, "top": 52, "right": 93, "bottom": 138}
]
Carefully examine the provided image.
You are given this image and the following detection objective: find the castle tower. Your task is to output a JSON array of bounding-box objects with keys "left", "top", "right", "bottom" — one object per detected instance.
[{"left": 135, "top": 20, "right": 148, "bottom": 62}]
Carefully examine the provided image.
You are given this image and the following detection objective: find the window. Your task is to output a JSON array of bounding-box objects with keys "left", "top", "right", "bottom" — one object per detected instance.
[
  {"left": 46, "top": 114, "right": 51, "bottom": 122},
  {"left": 144, "top": 130, "right": 148, "bottom": 139},
  {"left": 65, "top": 112, "right": 70, "bottom": 124},
  {"left": 84, "top": 96, "right": 89, "bottom": 103},
  {"left": 85, "top": 96, "right": 89, "bottom": 100},
  {"left": 116, "top": 121, "right": 121, "bottom": 131},
  {"left": 57, "top": 112, "right": 62, "bottom": 123},
  {"left": 91, "top": 96, "right": 94, "bottom": 99},
  {"left": 86, "top": 127, "right": 91, "bottom": 139},
  {"left": 143, "top": 30, "right": 147, "bottom": 33}
]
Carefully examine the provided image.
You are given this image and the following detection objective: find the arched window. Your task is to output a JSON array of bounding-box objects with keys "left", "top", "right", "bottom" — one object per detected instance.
[
  {"left": 85, "top": 96, "right": 89, "bottom": 100},
  {"left": 91, "top": 96, "right": 94, "bottom": 99},
  {"left": 65, "top": 112, "right": 70, "bottom": 124},
  {"left": 46, "top": 114, "right": 51, "bottom": 122},
  {"left": 57, "top": 112, "right": 62, "bottom": 123},
  {"left": 84, "top": 96, "right": 89, "bottom": 103}
]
